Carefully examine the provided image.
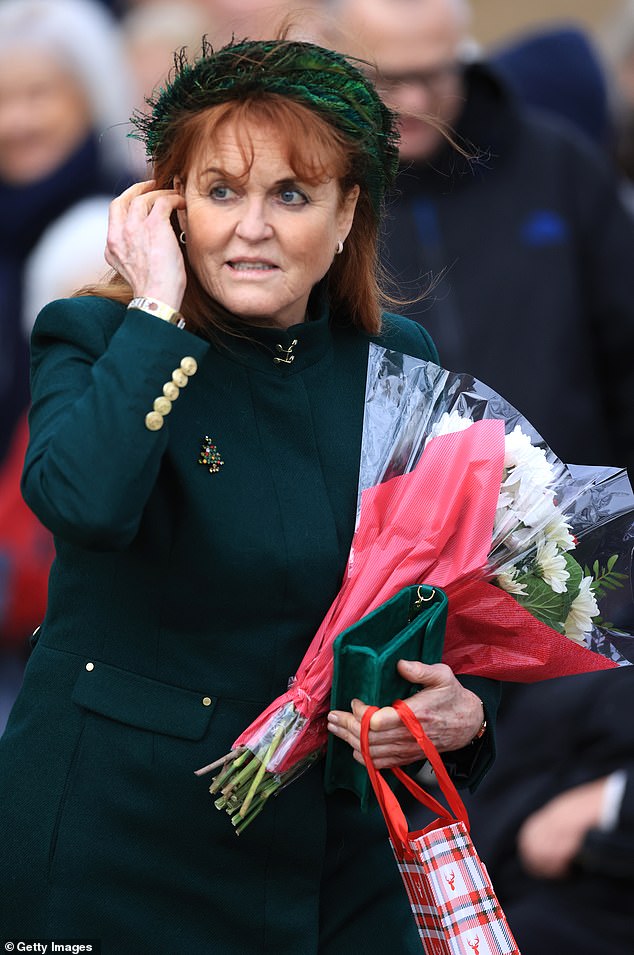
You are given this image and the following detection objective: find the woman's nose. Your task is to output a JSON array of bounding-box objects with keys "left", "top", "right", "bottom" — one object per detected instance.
[{"left": 234, "top": 197, "right": 273, "bottom": 241}]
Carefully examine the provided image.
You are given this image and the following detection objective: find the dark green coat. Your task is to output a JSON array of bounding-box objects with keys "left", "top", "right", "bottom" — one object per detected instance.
[{"left": 0, "top": 294, "right": 498, "bottom": 953}]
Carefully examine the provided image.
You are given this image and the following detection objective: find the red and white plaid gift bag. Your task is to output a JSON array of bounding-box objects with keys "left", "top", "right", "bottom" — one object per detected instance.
[{"left": 361, "top": 700, "right": 520, "bottom": 955}]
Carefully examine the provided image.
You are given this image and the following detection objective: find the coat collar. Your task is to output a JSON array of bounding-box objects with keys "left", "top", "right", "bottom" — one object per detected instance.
[{"left": 207, "top": 281, "right": 335, "bottom": 375}]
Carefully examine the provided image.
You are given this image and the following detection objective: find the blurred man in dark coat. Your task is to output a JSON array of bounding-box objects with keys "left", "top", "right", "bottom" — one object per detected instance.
[
  {"left": 463, "top": 670, "right": 634, "bottom": 955},
  {"left": 332, "top": 0, "right": 634, "bottom": 478}
]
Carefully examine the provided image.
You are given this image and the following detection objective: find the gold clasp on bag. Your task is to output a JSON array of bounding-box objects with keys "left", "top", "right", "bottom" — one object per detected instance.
[
  {"left": 409, "top": 585, "right": 436, "bottom": 621},
  {"left": 414, "top": 585, "right": 436, "bottom": 608}
]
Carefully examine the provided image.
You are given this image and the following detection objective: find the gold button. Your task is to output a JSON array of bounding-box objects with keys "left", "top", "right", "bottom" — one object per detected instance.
[
  {"left": 202, "top": 696, "right": 212, "bottom": 707},
  {"left": 153, "top": 396, "right": 172, "bottom": 416},
  {"left": 163, "top": 381, "right": 179, "bottom": 401},
  {"left": 145, "top": 410, "right": 164, "bottom": 431},
  {"left": 85, "top": 662, "right": 95, "bottom": 672},
  {"left": 180, "top": 356, "right": 198, "bottom": 376},
  {"left": 172, "top": 369, "right": 188, "bottom": 388}
]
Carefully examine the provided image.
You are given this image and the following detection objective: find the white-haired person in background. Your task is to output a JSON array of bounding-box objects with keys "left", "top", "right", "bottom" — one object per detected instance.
[
  {"left": 0, "top": 0, "right": 135, "bottom": 467},
  {"left": 0, "top": 0, "right": 135, "bottom": 731}
]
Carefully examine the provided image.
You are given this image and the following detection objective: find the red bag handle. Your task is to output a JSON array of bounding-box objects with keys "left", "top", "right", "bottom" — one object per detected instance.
[{"left": 360, "top": 699, "right": 470, "bottom": 858}]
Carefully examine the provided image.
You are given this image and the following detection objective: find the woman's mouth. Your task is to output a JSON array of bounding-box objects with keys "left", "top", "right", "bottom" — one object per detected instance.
[{"left": 227, "top": 260, "right": 278, "bottom": 272}]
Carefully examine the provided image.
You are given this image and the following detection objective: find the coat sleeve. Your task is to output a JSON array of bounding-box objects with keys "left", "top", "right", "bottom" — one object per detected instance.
[{"left": 22, "top": 297, "right": 208, "bottom": 551}]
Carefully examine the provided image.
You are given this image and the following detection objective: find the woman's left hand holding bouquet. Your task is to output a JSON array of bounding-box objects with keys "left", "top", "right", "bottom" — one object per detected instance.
[
  {"left": 327, "top": 660, "right": 484, "bottom": 769},
  {"left": 105, "top": 178, "right": 187, "bottom": 307}
]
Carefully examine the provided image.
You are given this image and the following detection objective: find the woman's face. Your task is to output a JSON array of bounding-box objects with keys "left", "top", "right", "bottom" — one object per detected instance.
[
  {"left": 176, "top": 121, "right": 359, "bottom": 328},
  {"left": 0, "top": 52, "right": 92, "bottom": 185}
]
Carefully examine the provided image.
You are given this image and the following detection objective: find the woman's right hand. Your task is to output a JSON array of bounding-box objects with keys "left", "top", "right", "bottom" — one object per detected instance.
[{"left": 105, "top": 179, "right": 187, "bottom": 310}]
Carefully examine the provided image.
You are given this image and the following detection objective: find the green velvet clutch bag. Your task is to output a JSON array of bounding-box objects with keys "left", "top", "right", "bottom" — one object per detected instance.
[{"left": 324, "top": 584, "right": 447, "bottom": 808}]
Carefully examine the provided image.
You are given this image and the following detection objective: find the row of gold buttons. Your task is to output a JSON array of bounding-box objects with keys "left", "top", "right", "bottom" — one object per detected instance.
[{"left": 145, "top": 356, "right": 198, "bottom": 431}]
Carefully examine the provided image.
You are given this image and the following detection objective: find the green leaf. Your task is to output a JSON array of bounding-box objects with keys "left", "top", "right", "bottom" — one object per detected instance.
[
  {"left": 563, "top": 552, "right": 583, "bottom": 601},
  {"left": 590, "top": 554, "right": 629, "bottom": 601},
  {"left": 515, "top": 572, "right": 568, "bottom": 632}
]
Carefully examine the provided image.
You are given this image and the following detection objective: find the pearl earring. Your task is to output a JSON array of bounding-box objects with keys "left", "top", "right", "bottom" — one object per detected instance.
[{"left": 336, "top": 240, "right": 344, "bottom": 254}]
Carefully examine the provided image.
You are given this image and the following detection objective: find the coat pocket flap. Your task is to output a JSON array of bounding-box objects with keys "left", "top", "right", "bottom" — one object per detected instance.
[{"left": 72, "top": 661, "right": 215, "bottom": 740}]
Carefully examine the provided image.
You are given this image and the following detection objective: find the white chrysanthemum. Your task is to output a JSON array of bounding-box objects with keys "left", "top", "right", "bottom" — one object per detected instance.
[
  {"left": 545, "top": 513, "right": 576, "bottom": 551},
  {"left": 536, "top": 538, "right": 570, "bottom": 593},
  {"left": 512, "top": 483, "right": 558, "bottom": 529},
  {"left": 503, "top": 427, "right": 555, "bottom": 488},
  {"left": 428, "top": 410, "right": 473, "bottom": 440},
  {"left": 495, "top": 568, "right": 528, "bottom": 596},
  {"left": 563, "top": 576, "right": 600, "bottom": 644},
  {"left": 504, "top": 524, "right": 542, "bottom": 553}
]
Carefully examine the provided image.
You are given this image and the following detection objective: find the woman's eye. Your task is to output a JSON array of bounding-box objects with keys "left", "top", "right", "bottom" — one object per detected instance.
[
  {"left": 210, "top": 185, "right": 235, "bottom": 201},
  {"left": 278, "top": 188, "right": 307, "bottom": 206}
]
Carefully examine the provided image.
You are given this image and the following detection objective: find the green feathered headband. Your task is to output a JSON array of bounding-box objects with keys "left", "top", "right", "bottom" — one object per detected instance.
[{"left": 130, "top": 37, "right": 399, "bottom": 216}]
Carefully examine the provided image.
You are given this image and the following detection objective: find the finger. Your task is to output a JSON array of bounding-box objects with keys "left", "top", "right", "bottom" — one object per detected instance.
[
  {"left": 368, "top": 740, "right": 421, "bottom": 763},
  {"left": 108, "top": 179, "right": 157, "bottom": 225},
  {"left": 106, "top": 181, "right": 159, "bottom": 261},
  {"left": 397, "top": 659, "right": 448, "bottom": 686},
  {"left": 107, "top": 190, "right": 185, "bottom": 272},
  {"left": 113, "top": 178, "right": 157, "bottom": 205},
  {"left": 327, "top": 711, "right": 361, "bottom": 750},
  {"left": 126, "top": 190, "right": 185, "bottom": 227},
  {"left": 350, "top": 698, "right": 402, "bottom": 732},
  {"left": 328, "top": 708, "right": 358, "bottom": 726},
  {"left": 351, "top": 698, "right": 381, "bottom": 728}
]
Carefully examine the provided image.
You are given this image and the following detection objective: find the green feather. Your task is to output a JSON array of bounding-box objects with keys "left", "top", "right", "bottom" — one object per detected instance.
[{"left": 129, "top": 37, "right": 399, "bottom": 215}]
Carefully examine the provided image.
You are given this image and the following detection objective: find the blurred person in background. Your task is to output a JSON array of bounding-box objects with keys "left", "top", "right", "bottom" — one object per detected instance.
[
  {"left": 203, "top": 1, "right": 324, "bottom": 46},
  {"left": 0, "top": 0, "right": 134, "bottom": 464},
  {"left": 113, "top": 0, "right": 320, "bottom": 44},
  {"left": 329, "top": 0, "right": 634, "bottom": 480},
  {"left": 121, "top": 1, "right": 211, "bottom": 176},
  {"left": 463, "top": 669, "right": 634, "bottom": 955},
  {"left": 0, "top": 0, "right": 135, "bottom": 730}
]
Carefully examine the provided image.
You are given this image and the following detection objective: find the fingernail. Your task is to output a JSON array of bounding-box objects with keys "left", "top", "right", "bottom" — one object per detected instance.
[{"left": 328, "top": 713, "right": 339, "bottom": 725}]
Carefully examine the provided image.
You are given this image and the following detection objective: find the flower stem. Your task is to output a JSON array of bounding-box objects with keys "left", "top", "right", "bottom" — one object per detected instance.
[
  {"left": 239, "top": 724, "right": 286, "bottom": 819},
  {"left": 194, "top": 746, "right": 246, "bottom": 777},
  {"left": 221, "top": 751, "right": 261, "bottom": 797},
  {"left": 209, "top": 749, "right": 250, "bottom": 794}
]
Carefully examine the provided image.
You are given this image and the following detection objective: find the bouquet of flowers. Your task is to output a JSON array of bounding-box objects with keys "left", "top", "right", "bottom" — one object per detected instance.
[{"left": 196, "top": 346, "right": 634, "bottom": 833}]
